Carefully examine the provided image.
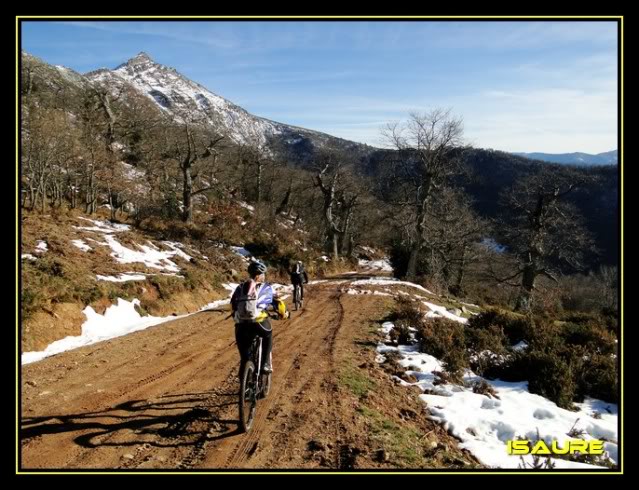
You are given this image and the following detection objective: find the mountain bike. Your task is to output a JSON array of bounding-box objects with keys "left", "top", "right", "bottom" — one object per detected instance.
[{"left": 238, "top": 332, "right": 272, "bottom": 432}]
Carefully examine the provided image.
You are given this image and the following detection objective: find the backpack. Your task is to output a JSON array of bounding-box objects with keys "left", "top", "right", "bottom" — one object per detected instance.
[
  {"left": 235, "top": 280, "right": 259, "bottom": 321},
  {"left": 273, "top": 298, "right": 289, "bottom": 320}
]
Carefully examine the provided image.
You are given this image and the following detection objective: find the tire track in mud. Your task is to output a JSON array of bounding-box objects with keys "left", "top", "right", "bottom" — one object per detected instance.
[
  {"left": 221, "top": 288, "right": 337, "bottom": 468},
  {"left": 21, "top": 280, "right": 374, "bottom": 470},
  {"left": 231, "top": 290, "right": 346, "bottom": 469}
]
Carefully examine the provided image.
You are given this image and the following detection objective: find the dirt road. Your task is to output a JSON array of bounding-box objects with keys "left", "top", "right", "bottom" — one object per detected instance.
[{"left": 20, "top": 276, "right": 477, "bottom": 470}]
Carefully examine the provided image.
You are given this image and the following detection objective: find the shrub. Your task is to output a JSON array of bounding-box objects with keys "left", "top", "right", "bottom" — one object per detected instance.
[
  {"left": 467, "top": 309, "right": 532, "bottom": 345},
  {"left": 416, "top": 318, "right": 468, "bottom": 380},
  {"left": 389, "top": 321, "right": 412, "bottom": 345},
  {"left": 524, "top": 350, "right": 578, "bottom": 410},
  {"left": 391, "top": 296, "right": 426, "bottom": 326},
  {"left": 466, "top": 325, "right": 508, "bottom": 376},
  {"left": 21, "top": 287, "right": 40, "bottom": 320},
  {"left": 471, "top": 379, "right": 500, "bottom": 399},
  {"left": 576, "top": 353, "right": 618, "bottom": 404},
  {"left": 560, "top": 321, "right": 616, "bottom": 356},
  {"left": 35, "top": 258, "right": 65, "bottom": 277}
]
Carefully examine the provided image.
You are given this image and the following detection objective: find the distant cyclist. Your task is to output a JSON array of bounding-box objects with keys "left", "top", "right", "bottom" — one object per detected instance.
[
  {"left": 289, "top": 260, "right": 309, "bottom": 304},
  {"left": 231, "top": 260, "right": 288, "bottom": 374}
]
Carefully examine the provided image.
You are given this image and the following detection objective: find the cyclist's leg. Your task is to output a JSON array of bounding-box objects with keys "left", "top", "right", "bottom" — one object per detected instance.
[
  {"left": 257, "top": 319, "right": 273, "bottom": 372},
  {"left": 235, "top": 323, "right": 254, "bottom": 374},
  {"left": 300, "top": 282, "right": 304, "bottom": 301}
]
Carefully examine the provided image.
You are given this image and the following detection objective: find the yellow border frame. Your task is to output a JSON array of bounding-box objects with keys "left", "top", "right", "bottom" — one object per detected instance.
[{"left": 16, "top": 14, "right": 624, "bottom": 476}]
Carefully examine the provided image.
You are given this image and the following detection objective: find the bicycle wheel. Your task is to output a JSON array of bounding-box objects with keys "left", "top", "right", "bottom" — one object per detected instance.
[
  {"left": 261, "top": 371, "right": 272, "bottom": 398},
  {"left": 238, "top": 360, "right": 257, "bottom": 432}
]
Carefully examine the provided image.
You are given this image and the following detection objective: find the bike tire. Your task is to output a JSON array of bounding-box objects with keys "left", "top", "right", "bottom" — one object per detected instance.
[
  {"left": 261, "top": 372, "right": 272, "bottom": 399},
  {"left": 239, "top": 360, "right": 257, "bottom": 432}
]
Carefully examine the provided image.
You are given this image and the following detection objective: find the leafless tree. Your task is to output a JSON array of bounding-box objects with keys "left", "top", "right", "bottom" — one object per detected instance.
[
  {"left": 380, "top": 109, "right": 467, "bottom": 279},
  {"left": 499, "top": 169, "right": 595, "bottom": 310}
]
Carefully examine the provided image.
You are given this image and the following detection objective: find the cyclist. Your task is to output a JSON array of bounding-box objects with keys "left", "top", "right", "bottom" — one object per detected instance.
[
  {"left": 289, "top": 260, "right": 309, "bottom": 305},
  {"left": 231, "top": 260, "right": 288, "bottom": 374}
]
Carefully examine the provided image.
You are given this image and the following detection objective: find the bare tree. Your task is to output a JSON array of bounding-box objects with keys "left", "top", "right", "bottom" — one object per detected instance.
[
  {"left": 312, "top": 148, "right": 361, "bottom": 259},
  {"left": 381, "top": 109, "right": 467, "bottom": 280},
  {"left": 499, "top": 169, "right": 595, "bottom": 310},
  {"left": 160, "top": 114, "right": 226, "bottom": 223},
  {"left": 423, "top": 188, "right": 490, "bottom": 295}
]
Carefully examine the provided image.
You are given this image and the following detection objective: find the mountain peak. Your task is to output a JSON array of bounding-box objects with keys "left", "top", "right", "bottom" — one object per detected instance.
[
  {"left": 131, "top": 51, "right": 153, "bottom": 63},
  {"left": 116, "top": 52, "right": 155, "bottom": 70}
]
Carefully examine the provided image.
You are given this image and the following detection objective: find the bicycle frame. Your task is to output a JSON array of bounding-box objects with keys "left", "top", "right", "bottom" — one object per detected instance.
[{"left": 239, "top": 331, "right": 271, "bottom": 432}]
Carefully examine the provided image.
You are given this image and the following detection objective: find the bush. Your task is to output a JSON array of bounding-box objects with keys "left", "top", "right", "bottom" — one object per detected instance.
[
  {"left": 576, "top": 353, "right": 618, "bottom": 404},
  {"left": 389, "top": 321, "right": 412, "bottom": 345},
  {"left": 390, "top": 296, "right": 426, "bottom": 326},
  {"left": 467, "top": 309, "right": 532, "bottom": 345},
  {"left": 471, "top": 379, "right": 500, "bottom": 399},
  {"left": 416, "top": 318, "right": 467, "bottom": 380},
  {"left": 524, "top": 350, "right": 578, "bottom": 410},
  {"left": 35, "top": 258, "right": 65, "bottom": 277},
  {"left": 465, "top": 325, "right": 508, "bottom": 376},
  {"left": 21, "top": 287, "right": 40, "bottom": 320},
  {"left": 560, "top": 321, "right": 616, "bottom": 356}
]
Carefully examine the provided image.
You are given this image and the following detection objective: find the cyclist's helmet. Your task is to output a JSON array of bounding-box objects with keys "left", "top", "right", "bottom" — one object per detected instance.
[{"left": 248, "top": 260, "right": 267, "bottom": 276}]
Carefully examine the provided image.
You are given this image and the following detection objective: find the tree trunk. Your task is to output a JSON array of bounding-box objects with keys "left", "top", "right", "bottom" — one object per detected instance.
[
  {"left": 182, "top": 164, "right": 193, "bottom": 223},
  {"left": 256, "top": 159, "right": 263, "bottom": 206},
  {"left": 276, "top": 184, "right": 292, "bottom": 215},
  {"left": 406, "top": 245, "right": 419, "bottom": 280},
  {"left": 516, "top": 263, "right": 537, "bottom": 311},
  {"left": 452, "top": 246, "right": 467, "bottom": 295},
  {"left": 347, "top": 234, "right": 354, "bottom": 257}
]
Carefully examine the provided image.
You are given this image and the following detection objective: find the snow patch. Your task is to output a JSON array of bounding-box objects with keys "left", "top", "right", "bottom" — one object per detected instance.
[
  {"left": 376, "top": 322, "right": 618, "bottom": 469},
  {"left": 96, "top": 273, "right": 147, "bottom": 282},
  {"left": 71, "top": 239, "right": 92, "bottom": 252},
  {"left": 35, "top": 241, "right": 48, "bottom": 253}
]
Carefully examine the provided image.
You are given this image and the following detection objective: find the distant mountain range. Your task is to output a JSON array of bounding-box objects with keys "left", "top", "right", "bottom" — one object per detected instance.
[{"left": 513, "top": 150, "right": 618, "bottom": 166}]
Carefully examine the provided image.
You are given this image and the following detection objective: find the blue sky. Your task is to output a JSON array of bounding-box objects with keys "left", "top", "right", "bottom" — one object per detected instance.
[{"left": 21, "top": 20, "right": 619, "bottom": 153}]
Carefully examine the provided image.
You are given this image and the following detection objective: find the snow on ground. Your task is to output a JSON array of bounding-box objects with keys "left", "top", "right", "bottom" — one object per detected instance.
[
  {"left": 35, "top": 241, "right": 48, "bottom": 253},
  {"left": 22, "top": 254, "right": 38, "bottom": 261},
  {"left": 423, "top": 301, "right": 468, "bottom": 324},
  {"left": 22, "top": 287, "right": 236, "bottom": 365},
  {"left": 72, "top": 218, "right": 197, "bottom": 273},
  {"left": 22, "top": 299, "right": 176, "bottom": 365},
  {"left": 351, "top": 278, "right": 434, "bottom": 296},
  {"left": 343, "top": 288, "right": 393, "bottom": 297},
  {"left": 318, "top": 255, "right": 330, "bottom": 262},
  {"left": 103, "top": 235, "right": 185, "bottom": 272},
  {"left": 459, "top": 301, "right": 480, "bottom": 308},
  {"left": 238, "top": 201, "right": 255, "bottom": 212},
  {"left": 376, "top": 323, "right": 618, "bottom": 469},
  {"left": 74, "top": 217, "right": 131, "bottom": 233},
  {"left": 358, "top": 258, "right": 393, "bottom": 272},
  {"left": 308, "top": 279, "right": 348, "bottom": 286},
  {"left": 512, "top": 341, "right": 529, "bottom": 352},
  {"left": 71, "top": 239, "right": 92, "bottom": 252},
  {"left": 96, "top": 273, "right": 147, "bottom": 282},
  {"left": 230, "top": 246, "right": 252, "bottom": 260},
  {"left": 162, "top": 241, "right": 193, "bottom": 262}
]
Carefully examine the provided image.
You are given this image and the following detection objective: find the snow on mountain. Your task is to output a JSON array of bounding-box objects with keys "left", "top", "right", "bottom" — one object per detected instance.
[{"left": 85, "top": 52, "right": 358, "bottom": 152}]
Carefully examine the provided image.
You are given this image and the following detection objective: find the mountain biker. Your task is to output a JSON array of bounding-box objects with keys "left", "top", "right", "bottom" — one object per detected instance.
[
  {"left": 231, "top": 260, "right": 288, "bottom": 374},
  {"left": 289, "top": 260, "right": 309, "bottom": 303}
]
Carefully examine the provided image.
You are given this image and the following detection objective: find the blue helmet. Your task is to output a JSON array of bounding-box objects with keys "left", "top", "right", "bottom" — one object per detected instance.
[{"left": 248, "top": 260, "right": 267, "bottom": 276}]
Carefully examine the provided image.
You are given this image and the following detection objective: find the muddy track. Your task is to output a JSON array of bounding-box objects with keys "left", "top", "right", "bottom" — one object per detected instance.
[
  {"left": 20, "top": 276, "right": 476, "bottom": 470},
  {"left": 21, "top": 281, "right": 349, "bottom": 469}
]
